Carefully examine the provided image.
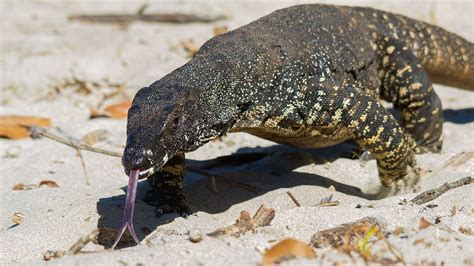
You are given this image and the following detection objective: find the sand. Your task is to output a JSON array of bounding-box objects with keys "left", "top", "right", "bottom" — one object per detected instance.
[{"left": 1, "top": 0, "right": 473, "bottom": 265}]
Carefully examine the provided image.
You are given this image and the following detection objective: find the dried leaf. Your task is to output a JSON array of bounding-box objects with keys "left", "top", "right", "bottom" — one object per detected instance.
[
  {"left": 311, "top": 217, "right": 385, "bottom": 248},
  {"left": 39, "top": 180, "right": 59, "bottom": 188},
  {"left": 392, "top": 227, "right": 406, "bottom": 236},
  {"left": 0, "top": 125, "right": 30, "bottom": 139},
  {"left": 90, "top": 100, "right": 131, "bottom": 119},
  {"left": 181, "top": 39, "right": 199, "bottom": 58},
  {"left": 419, "top": 217, "right": 432, "bottom": 230},
  {"left": 262, "top": 238, "right": 316, "bottom": 265},
  {"left": 12, "top": 183, "right": 26, "bottom": 190},
  {"left": 213, "top": 26, "right": 228, "bottom": 35},
  {"left": 104, "top": 100, "right": 132, "bottom": 118},
  {"left": 459, "top": 227, "right": 473, "bottom": 236},
  {"left": 89, "top": 109, "right": 108, "bottom": 119},
  {"left": 0, "top": 115, "right": 52, "bottom": 139},
  {"left": 11, "top": 212, "right": 25, "bottom": 224},
  {"left": 0, "top": 115, "right": 52, "bottom": 127},
  {"left": 81, "top": 129, "right": 110, "bottom": 146}
]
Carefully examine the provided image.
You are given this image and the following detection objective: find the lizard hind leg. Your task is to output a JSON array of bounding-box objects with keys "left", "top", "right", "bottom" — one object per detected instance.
[
  {"left": 311, "top": 83, "right": 420, "bottom": 197},
  {"left": 379, "top": 38, "right": 444, "bottom": 153},
  {"left": 145, "top": 152, "right": 189, "bottom": 216}
]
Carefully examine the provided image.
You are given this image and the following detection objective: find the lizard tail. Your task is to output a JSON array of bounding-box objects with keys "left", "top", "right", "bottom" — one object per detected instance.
[
  {"left": 407, "top": 23, "right": 474, "bottom": 91},
  {"left": 358, "top": 7, "right": 474, "bottom": 91}
]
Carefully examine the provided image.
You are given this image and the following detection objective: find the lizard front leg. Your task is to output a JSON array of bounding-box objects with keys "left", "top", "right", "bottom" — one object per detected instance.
[
  {"left": 379, "top": 38, "right": 444, "bottom": 153},
  {"left": 145, "top": 151, "right": 188, "bottom": 216}
]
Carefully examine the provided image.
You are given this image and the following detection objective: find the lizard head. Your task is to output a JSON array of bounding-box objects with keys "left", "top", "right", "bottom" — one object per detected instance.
[{"left": 122, "top": 82, "right": 197, "bottom": 176}]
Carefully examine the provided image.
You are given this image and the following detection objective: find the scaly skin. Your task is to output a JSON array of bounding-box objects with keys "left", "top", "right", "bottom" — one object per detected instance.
[{"left": 121, "top": 5, "right": 474, "bottom": 215}]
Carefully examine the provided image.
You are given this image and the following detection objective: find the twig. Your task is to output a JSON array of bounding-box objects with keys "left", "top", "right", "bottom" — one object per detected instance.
[
  {"left": 44, "top": 229, "right": 99, "bottom": 260},
  {"left": 210, "top": 176, "right": 218, "bottom": 194},
  {"left": 74, "top": 147, "right": 90, "bottom": 185},
  {"left": 31, "top": 127, "right": 259, "bottom": 194},
  {"left": 186, "top": 166, "right": 259, "bottom": 194},
  {"left": 315, "top": 201, "right": 340, "bottom": 207},
  {"left": 68, "top": 229, "right": 99, "bottom": 255},
  {"left": 410, "top": 176, "right": 472, "bottom": 205},
  {"left": 30, "top": 127, "right": 122, "bottom": 157},
  {"left": 286, "top": 191, "right": 301, "bottom": 207},
  {"left": 69, "top": 12, "right": 226, "bottom": 24}
]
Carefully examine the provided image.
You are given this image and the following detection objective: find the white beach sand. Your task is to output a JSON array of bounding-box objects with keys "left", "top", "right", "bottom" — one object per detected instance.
[{"left": 1, "top": 1, "right": 473, "bottom": 265}]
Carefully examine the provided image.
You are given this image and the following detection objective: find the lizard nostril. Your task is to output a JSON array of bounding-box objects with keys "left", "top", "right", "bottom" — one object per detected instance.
[{"left": 122, "top": 147, "right": 152, "bottom": 172}]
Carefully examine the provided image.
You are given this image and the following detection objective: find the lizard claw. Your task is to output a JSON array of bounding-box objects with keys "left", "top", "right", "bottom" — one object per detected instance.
[{"left": 111, "top": 169, "right": 141, "bottom": 249}]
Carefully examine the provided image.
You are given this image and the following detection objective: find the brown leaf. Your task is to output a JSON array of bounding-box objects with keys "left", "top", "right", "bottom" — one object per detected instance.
[
  {"left": 311, "top": 217, "right": 385, "bottom": 248},
  {"left": 0, "top": 125, "right": 30, "bottom": 139},
  {"left": 0, "top": 115, "right": 52, "bottom": 139},
  {"left": 419, "top": 217, "right": 432, "bottom": 230},
  {"left": 39, "top": 180, "right": 59, "bottom": 188},
  {"left": 90, "top": 100, "right": 131, "bottom": 119},
  {"left": 89, "top": 109, "right": 108, "bottom": 119},
  {"left": 262, "top": 238, "right": 316, "bottom": 266},
  {"left": 213, "top": 26, "right": 228, "bottom": 35},
  {"left": 459, "top": 227, "right": 473, "bottom": 236},
  {"left": 11, "top": 212, "right": 25, "bottom": 225},
  {"left": 81, "top": 129, "right": 110, "bottom": 146},
  {"left": 181, "top": 39, "right": 199, "bottom": 58},
  {"left": 392, "top": 227, "right": 406, "bottom": 236},
  {"left": 12, "top": 183, "right": 27, "bottom": 190},
  {"left": 104, "top": 100, "right": 132, "bottom": 118},
  {"left": 0, "top": 115, "right": 52, "bottom": 127},
  {"left": 12, "top": 183, "right": 37, "bottom": 191}
]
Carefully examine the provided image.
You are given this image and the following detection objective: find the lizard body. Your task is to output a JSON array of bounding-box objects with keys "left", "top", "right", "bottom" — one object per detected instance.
[{"left": 122, "top": 4, "right": 473, "bottom": 214}]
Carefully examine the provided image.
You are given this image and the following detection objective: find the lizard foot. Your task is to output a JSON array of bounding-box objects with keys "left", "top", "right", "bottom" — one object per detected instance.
[
  {"left": 415, "top": 140, "right": 443, "bottom": 154},
  {"left": 375, "top": 166, "right": 421, "bottom": 199},
  {"left": 145, "top": 186, "right": 189, "bottom": 217}
]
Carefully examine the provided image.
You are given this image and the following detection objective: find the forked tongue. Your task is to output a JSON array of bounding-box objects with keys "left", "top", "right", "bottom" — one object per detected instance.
[{"left": 111, "top": 169, "right": 140, "bottom": 249}]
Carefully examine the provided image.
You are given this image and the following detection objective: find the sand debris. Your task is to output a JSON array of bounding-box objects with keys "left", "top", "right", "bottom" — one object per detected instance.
[{"left": 208, "top": 205, "right": 275, "bottom": 237}]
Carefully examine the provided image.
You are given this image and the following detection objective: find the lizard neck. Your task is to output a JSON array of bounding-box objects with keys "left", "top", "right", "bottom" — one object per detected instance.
[{"left": 173, "top": 59, "right": 242, "bottom": 151}]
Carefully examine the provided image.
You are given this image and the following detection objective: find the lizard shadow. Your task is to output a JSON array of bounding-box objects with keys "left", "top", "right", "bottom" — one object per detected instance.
[
  {"left": 443, "top": 108, "right": 474, "bottom": 124},
  {"left": 184, "top": 142, "right": 380, "bottom": 214},
  {"left": 387, "top": 107, "right": 474, "bottom": 124},
  {"left": 95, "top": 141, "right": 374, "bottom": 248},
  {"left": 95, "top": 182, "right": 182, "bottom": 249}
]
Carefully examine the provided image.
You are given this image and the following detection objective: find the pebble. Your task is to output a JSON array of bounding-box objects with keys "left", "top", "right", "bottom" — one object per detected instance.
[{"left": 188, "top": 229, "right": 203, "bottom": 243}]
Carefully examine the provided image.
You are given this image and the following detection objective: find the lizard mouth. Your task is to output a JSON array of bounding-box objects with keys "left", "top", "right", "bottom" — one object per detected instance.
[{"left": 139, "top": 166, "right": 155, "bottom": 178}]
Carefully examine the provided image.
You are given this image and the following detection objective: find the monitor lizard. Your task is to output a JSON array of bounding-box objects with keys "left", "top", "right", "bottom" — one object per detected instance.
[{"left": 121, "top": 5, "right": 473, "bottom": 218}]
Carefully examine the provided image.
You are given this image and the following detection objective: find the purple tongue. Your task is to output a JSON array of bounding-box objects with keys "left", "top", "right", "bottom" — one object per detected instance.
[{"left": 111, "top": 169, "right": 140, "bottom": 249}]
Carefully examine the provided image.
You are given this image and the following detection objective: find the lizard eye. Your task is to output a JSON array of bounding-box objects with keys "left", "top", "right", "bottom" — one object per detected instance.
[{"left": 173, "top": 117, "right": 180, "bottom": 126}]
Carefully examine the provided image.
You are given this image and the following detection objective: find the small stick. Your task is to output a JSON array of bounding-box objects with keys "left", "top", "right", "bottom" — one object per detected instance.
[
  {"left": 31, "top": 127, "right": 259, "bottom": 194},
  {"left": 186, "top": 166, "right": 259, "bottom": 194},
  {"left": 74, "top": 147, "right": 90, "bottom": 185},
  {"left": 210, "top": 176, "right": 218, "bottom": 194},
  {"left": 315, "top": 201, "right": 340, "bottom": 207},
  {"left": 410, "top": 176, "right": 472, "bottom": 205},
  {"left": 68, "top": 229, "right": 100, "bottom": 255},
  {"left": 30, "top": 127, "right": 122, "bottom": 157},
  {"left": 44, "top": 229, "right": 99, "bottom": 260},
  {"left": 69, "top": 13, "right": 226, "bottom": 24},
  {"left": 286, "top": 191, "right": 301, "bottom": 207}
]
